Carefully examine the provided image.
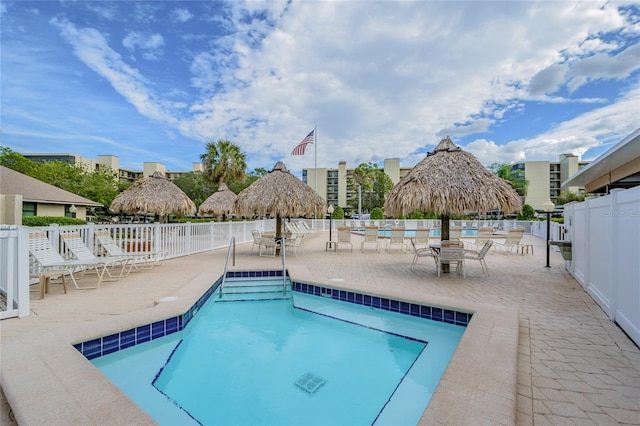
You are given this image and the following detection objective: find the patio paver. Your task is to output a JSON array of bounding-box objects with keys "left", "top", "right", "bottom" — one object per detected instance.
[{"left": 1, "top": 231, "right": 638, "bottom": 425}]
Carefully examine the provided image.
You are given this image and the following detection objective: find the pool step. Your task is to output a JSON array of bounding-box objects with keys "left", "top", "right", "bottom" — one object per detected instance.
[{"left": 215, "top": 278, "right": 291, "bottom": 302}]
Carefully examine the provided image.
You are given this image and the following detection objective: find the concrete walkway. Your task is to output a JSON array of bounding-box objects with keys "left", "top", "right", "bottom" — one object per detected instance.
[{"left": 1, "top": 231, "right": 638, "bottom": 425}]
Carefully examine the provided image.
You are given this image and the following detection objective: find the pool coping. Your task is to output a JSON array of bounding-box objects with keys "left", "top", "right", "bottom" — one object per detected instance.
[{"left": 1, "top": 266, "right": 518, "bottom": 425}]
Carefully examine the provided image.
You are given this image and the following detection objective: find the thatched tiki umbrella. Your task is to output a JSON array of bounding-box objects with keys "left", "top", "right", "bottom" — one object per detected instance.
[
  {"left": 383, "top": 136, "right": 522, "bottom": 242},
  {"left": 235, "top": 161, "right": 327, "bottom": 239},
  {"left": 110, "top": 171, "right": 196, "bottom": 221},
  {"left": 198, "top": 182, "right": 237, "bottom": 220}
]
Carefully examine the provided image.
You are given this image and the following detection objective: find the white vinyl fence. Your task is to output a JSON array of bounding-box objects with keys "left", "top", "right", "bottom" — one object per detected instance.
[{"left": 564, "top": 187, "right": 640, "bottom": 347}]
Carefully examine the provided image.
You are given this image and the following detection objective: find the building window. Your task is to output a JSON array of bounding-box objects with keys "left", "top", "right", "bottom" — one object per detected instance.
[{"left": 22, "top": 202, "right": 37, "bottom": 217}]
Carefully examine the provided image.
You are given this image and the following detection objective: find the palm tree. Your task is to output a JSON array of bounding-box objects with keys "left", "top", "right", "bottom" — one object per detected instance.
[{"left": 200, "top": 140, "right": 247, "bottom": 189}]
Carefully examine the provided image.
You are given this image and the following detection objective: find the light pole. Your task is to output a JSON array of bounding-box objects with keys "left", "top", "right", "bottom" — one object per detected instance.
[
  {"left": 543, "top": 198, "right": 555, "bottom": 268},
  {"left": 327, "top": 205, "right": 334, "bottom": 242},
  {"left": 69, "top": 204, "right": 77, "bottom": 218}
]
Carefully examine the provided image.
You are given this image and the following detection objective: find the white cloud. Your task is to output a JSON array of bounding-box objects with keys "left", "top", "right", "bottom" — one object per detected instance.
[
  {"left": 171, "top": 8, "right": 193, "bottom": 23},
  {"left": 50, "top": 18, "right": 175, "bottom": 124},
  {"left": 122, "top": 31, "right": 165, "bottom": 60}
]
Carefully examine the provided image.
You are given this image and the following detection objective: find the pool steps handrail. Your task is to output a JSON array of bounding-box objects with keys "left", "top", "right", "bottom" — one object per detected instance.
[
  {"left": 219, "top": 237, "right": 236, "bottom": 297},
  {"left": 281, "top": 235, "right": 287, "bottom": 294}
]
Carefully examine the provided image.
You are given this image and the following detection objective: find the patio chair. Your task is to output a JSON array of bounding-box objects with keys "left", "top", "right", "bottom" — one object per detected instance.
[
  {"left": 409, "top": 238, "right": 436, "bottom": 270},
  {"left": 259, "top": 235, "right": 281, "bottom": 257},
  {"left": 437, "top": 246, "right": 466, "bottom": 278},
  {"left": 251, "top": 229, "right": 263, "bottom": 252},
  {"left": 284, "top": 233, "right": 305, "bottom": 256},
  {"left": 94, "top": 229, "right": 162, "bottom": 270},
  {"left": 28, "top": 232, "right": 125, "bottom": 289},
  {"left": 336, "top": 226, "right": 353, "bottom": 252},
  {"left": 464, "top": 240, "right": 493, "bottom": 275},
  {"left": 414, "top": 228, "right": 431, "bottom": 249},
  {"left": 494, "top": 228, "right": 524, "bottom": 253},
  {"left": 60, "top": 232, "right": 134, "bottom": 278},
  {"left": 360, "top": 226, "right": 380, "bottom": 253},
  {"left": 449, "top": 226, "right": 463, "bottom": 242},
  {"left": 386, "top": 227, "right": 406, "bottom": 252},
  {"left": 467, "top": 227, "right": 494, "bottom": 250}
]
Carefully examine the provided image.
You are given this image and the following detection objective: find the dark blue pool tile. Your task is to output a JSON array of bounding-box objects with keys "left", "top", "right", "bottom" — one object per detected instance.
[
  {"left": 380, "top": 298, "right": 390, "bottom": 310},
  {"left": 443, "top": 309, "right": 455, "bottom": 324},
  {"left": 410, "top": 304, "right": 420, "bottom": 316},
  {"left": 363, "top": 295, "right": 372, "bottom": 306},
  {"left": 347, "top": 292, "right": 355, "bottom": 303},
  {"left": 83, "top": 338, "right": 102, "bottom": 358},
  {"left": 73, "top": 343, "right": 82, "bottom": 352},
  {"left": 152, "top": 321, "right": 165, "bottom": 339},
  {"left": 137, "top": 324, "right": 151, "bottom": 343},
  {"left": 322, "top": 287, "right": 331, "bottom": 296},
  {"left": 313, "top": 286, "right": 321, "bottom": 296},
  {"left": 389, "top": 299, "right": 400, "bottom": 312},
  {"left": 120, "top": 329, "right": 136, "bottom": 349},
  {"left": 420, "top": 305, "right": 432, "bottom": 319},
  {"left": 332, "top": 289, "right": 339, "bottom": 299},
  {"left": 355, "top": 293, "right": 363, "bottom": 304},
  {"left": 339, "top": 290, "right": 347, "bottom": 301},
  {"left": 178, "top": 315, "right": 183, "bottom": 330},
  {"left": 431, "top": 307, "right": 443, "bottom": 322},
  {"left": 166, "top": 317, "right": 179, "bottom": 334},
  {"left": 103, "top": 334, "right": 120, "bottom": 355},
  {"left": 371, "top": 296, "right": 381, "bottom": 308}
]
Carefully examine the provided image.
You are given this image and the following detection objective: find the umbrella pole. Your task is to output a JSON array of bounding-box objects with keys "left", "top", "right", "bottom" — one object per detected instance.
[{"left": 441, "top": 214, "right": 451, "bottom": 273}]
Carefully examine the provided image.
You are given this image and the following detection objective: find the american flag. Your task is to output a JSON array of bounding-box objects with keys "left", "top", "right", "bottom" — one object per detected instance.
[{"left": 291, "top": 130, "right": 315, "bottom": 155}]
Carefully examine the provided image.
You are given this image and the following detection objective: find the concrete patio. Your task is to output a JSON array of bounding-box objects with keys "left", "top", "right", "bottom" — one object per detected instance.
[{"left": 1, "top": 231, "right": 639, "bottom": 425}]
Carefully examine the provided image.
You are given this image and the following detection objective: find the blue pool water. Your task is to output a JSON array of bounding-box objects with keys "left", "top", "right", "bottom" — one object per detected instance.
[
  {"left": 355, "top": 229, "right": 479, "bottom": 238},
  {"left": 92, "top": 279, "right": 465, "bottom": 425}
]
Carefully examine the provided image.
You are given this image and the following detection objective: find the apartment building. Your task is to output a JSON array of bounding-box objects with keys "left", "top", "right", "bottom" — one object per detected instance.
[
  {"left": 305, "top": 154, "right": 590, "bottom": 212},
  {"left": 512, "top": 154, "right": 589, "bottom": 209},
  {"left": 21, "top": 153, "right": 202, "bottom": 183},
  {"left": 302, "top": 158, "right": 412, "bottom": 209}
]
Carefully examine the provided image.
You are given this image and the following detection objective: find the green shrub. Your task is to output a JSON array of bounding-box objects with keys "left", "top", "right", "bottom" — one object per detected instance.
[
  {"left": 370, "top": 207, "right": 384, "bottom": 220},
  {"left": 332, "top": 205, "right": 345, "bottom": 219},
  {"left": 22, "top": 216, "right": 86, "bottom": 227}
]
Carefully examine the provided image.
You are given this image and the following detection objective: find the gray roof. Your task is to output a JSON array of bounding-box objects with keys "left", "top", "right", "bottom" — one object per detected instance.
[{"left": 0, "top": 166, "right": 102, "bottom": 206}]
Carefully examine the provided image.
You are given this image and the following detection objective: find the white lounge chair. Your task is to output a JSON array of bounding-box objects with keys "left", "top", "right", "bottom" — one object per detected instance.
[
  {"left": 336, "top": 226, "right": 353, "bottom": 252},
  {"left": 386, "top": 227, "right": 406, "bottom": 252},
  {"left": 285, "top": 233, "right": 305, "bottom": 256},
  {"left": 94, "top": 229, "right": 162, "bottom": 269},
  {"left": 60, "top": 232, "right": 133, "bottom": 278},
  {"left": 360, "top": 226, "right": 380, "bottom": 253},
  {"left": 494, "top": 228, "right": 524, "bottom": 253},
  {"left": 29, "top": 232, "right": 125, "bottom": 289},
  {"left": 414, "top": 228, "right": 431, "bottom": 249}
]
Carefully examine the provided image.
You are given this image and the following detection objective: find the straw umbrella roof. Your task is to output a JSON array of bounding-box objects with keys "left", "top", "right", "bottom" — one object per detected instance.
[
  {"left": 198, "top": 182, "right": 237, "bottom": 217},
  {"left": 110, "top": 172, "right": 196, "bottom": 216},
  {"left": 384, "top": 136, "right": 522, "bottom": 216},
  {"left": 235, "top": 161, "right": 326, "bottom": 237}
]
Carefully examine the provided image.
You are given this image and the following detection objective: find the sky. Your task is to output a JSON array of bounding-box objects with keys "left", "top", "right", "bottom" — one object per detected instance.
[{"left": 1, "top": 1, "right": 639, "bottom": 178}]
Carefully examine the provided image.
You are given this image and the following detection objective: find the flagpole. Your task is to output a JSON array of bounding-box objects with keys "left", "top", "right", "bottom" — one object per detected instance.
[{"left": 314, "top": 124, "right": 317, "bottom": 195}]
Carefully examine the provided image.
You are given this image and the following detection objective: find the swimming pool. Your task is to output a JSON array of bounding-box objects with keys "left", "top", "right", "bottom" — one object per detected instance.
[
  {"left": 91, "top": 277, "right": 466, "bottom": 425},
  {"left": 353, "top": 228, "right": 479, "bottom": 238}
]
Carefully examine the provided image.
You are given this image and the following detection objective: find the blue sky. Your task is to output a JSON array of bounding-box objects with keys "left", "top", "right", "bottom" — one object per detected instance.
[{"left": 2, "top": 1, "right": 639, "bottom": 177}]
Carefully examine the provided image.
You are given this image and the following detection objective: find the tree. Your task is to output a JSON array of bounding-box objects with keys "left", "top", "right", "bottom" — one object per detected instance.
[
  {"left": 517, "top": 204, "right": 536, "bottom": 220},
  {"left": 200, "top": 140, "right": 247, "bottom": 188},
  {"left": 370, "top": 170, "right": 394, "bottom": 209},
  {"left": 555, "top": 191, "right": 586, "bottom": 205},
  {"left": 349, "top": 162, "right": 376, "bottom": 213},
  {"left": 173, "top": 171, "right": 216, "bottom": 207},
  {"left": 332, "top": 205, "right": 344, "bottom": 219},
  {"left": 228, "top": 167, "right": 267, "bottom": 194},
  {"left": 0, "top": 146, "right": 38, "bottom": 175},
  {"left": 490, "top": 163, "right": 528, "bottom": 197}
]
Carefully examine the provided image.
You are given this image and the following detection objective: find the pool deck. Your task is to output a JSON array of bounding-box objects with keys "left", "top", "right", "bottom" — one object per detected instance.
[{"left": 2, "top": 231, "right": 639, "bottom": 425}]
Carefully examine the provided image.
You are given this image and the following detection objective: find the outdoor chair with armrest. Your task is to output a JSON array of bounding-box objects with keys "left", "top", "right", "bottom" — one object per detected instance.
[
  {"left": 464, "top": 240, "right": 493, "bottom": 275},
  {"left": 360, "top": 226, "right": 380, "bottom": 253},
  {"left": 336, "top": 226, "right": 353, "bottom": 252},
  {"left": 409, "top": 238, "right": 437, "bottom": 270},
  {"left": 437, "top": 246, "right": 466, "bottom": 278},
  {"left": 259, "top": 234, "right": 281, "bottom": 257}
]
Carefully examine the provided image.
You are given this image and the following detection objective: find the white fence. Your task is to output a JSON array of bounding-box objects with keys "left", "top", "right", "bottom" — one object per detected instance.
[
  {"left": 564, "top": 187, "right": 640, "bottom": 347},
  {"left": 0, "top": 218, "right": 565, "bottom": 320}
]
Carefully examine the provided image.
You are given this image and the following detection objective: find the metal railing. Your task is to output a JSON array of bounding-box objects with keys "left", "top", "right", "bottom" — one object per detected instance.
[
  {"left": 280, "top": 236, "right": 287, "bottom": 293},
  {"left": 219, "top": 237, "right": 236, "bottom": 297}
]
